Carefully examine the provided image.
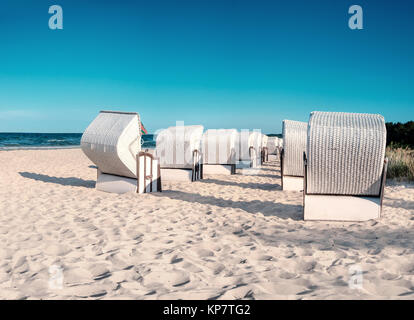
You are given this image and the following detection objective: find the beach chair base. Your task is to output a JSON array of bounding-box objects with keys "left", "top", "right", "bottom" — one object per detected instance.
[
  {"left": 302, "top": 154, "right": 388, "bottom": 222},
  {"left": 137, "top": 152, "right": 161, "bottom": 194},
  {"left": 268, "top": 154, "right": 278, "bottom": 162},
  {"left": 96, "top": 171, "right": 137, "bottom": 194},
  {"left": 282, "top": 176, "right": 304, "bottom": 192},
  {"left": 304, "top": 195, "right": 381, "bottom": 221},
  {"left": 95, "top": 152, "right": 161, "bottom": 194},
  {"left": 261, "top": 147, "right": 268, "bottom": 163},
  {"left": 236, "top": 160, "right": 252, "bottom": 169},
  {"left": 252, "top": 157, "right": 262, "bottom": 168},
  {"left": 202, "top": 164, "right": 236, "bottom": 175},
  {"left": 161, "top": 168, "right": 194, "bottom": 182}
]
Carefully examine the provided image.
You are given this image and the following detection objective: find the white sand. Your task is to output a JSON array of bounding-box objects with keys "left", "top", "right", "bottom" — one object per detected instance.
[{"left": 0, "top": 148, "right": 413, "bottom": 300}]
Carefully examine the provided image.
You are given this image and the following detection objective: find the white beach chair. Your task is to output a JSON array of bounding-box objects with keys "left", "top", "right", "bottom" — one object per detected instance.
[
  {"left": 201, "top": 129, "right": 237, "bottom": 175},
  {"left": 262, "top": 134, "right": 269, "bottom": 163},
  {"left": 261, "top": 134, "right": 269, "bottom": 163},
  {"left": 303, "top": 111, "right": 388, "bottom": 221},
  {"left": 81, "top": 111, "right": 161, "bottom": 194},
  {"left": 235, "top": 131, "right": 262, "bottom": 169},
  {"left": 155, "top": 125, "right": 204, "bottom": 182},
  {"left": 251, "top": 131, "right": 263, "bottom": 167},
  {"left": 278, "top": 137, "right": 283, "bottom": 153},
  {"left": 281, "top": 120, "right": 307, "bottom": 191},
  {"left": 267, "top": 137, "right": 278, "bottom": 155},
  {"left": 266, "top": 137, "right": 280, "bottom": 162}
]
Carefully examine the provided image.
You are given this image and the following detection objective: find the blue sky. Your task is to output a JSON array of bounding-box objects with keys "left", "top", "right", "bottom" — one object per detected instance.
[{"left": 0, "top": 0, "right": 413, "bottom": 134}]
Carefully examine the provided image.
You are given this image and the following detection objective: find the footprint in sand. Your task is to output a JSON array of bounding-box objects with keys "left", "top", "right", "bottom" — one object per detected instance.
[
  {"left": 88, "top": 264, "right": 111, "bottom": 280},
  {"left": 250, "top": 253, "right": 274, "bottom": 261},
  {"left": 279, "top": 271, "right": 298, "bottom": 280},
  {"left": 182, "top": 262, "right": 203, "bottom": 273},
  {"left": 296, "top": 261, "right": 317, "bottom": 274},
  {"left": 195, "top": 248, "right": 215, "bottom": 258},
  {"left": 380, "top": 272, "right": 401, "bottom": 281},
  {"left": 399, "top": 263, "right": 414, "bottom": 275},
  {"left": 170, "top": 254, "right": 184, "bottom": 264},
  {"left": 144, "top": 269, "right": 190, "bottom": 287},
  {"left": 45, "top": 244, "right": 71, "bottom": 256}
]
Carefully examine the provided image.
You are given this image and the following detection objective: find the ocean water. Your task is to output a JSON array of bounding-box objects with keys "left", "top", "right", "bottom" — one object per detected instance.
[{"left": 0, "top": 133, "right": 156, "bottom": 150}]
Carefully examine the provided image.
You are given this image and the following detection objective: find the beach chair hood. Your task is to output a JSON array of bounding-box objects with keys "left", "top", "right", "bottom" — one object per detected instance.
[
  {"left": 282, "top": 120, "right": 308, "bottom": 177},
  {"left": 267, "top": 137, "right": 279, "bottom": 154},
  {"left": 155, "top": 125, "right": 204, "bottom": 169},
  {"left": 235, "top": 131, "right": 261, "bottom": 161},
  {"left": 202, "top": 129, "right": 238, "bottom": 164},
  {"left": 306, "top": 111, "right": 387, "bottom": 196},
  {"left": 81, "top": 111, "right": 141, "bottom": 179}
]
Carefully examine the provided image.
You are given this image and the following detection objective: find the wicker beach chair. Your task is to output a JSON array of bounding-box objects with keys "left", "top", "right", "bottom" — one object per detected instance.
[
  {"left": 81, "top": 111, "right": 161, "bottom": 194},
  {"left": 155, "top": 125, "right": 204, "bottom": 181},
  {"left": 251, "top": 131, "right": 263, "bottom": 168},
  {"left": 281, "top": 120, "right": 308, "bottom": 191},
  {"left": 267, "top": 137, "right": 278, "bottom": 155},
  {"left": 303, "top": 111, "right": 388, "bottom": 221},
  {"left": 266, "top": 137, "right": 281, "bottom": 162},
  {"left": 201, "top": 129, "right": 237, "bottom": 175},
  {"left": 235, "top": 131, "right": 262, "bottom": 169},
  {"left": 261, "top": 134, "right": 269, "bottom": 163}
]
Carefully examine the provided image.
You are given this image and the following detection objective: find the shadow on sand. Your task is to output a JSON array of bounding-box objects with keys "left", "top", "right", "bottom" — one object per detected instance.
[
  {"left": 19, "top": 172, "right": 95, "bottom": 188},
  {"left": 155, "top": 190, "right": 303, "bottom": 220},
  {"left": 200, "top": 178, "right": 281, "bottom": 191},
  {"left": 254, "top": 167, "right": 280, "bottom": 173}
]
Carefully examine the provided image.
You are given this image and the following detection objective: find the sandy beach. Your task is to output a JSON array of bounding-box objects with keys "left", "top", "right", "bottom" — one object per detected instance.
[{"left": 0, "top": 148, "right": 413, "bottom": 300}]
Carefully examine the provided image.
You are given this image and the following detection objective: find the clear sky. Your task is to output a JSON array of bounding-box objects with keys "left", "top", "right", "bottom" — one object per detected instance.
[{"left": 0, "top": 0, "right": 413, "bottom": 134}]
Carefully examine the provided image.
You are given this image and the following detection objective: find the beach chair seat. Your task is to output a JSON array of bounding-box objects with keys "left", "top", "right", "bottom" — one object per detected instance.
[{"left": 201, "top": 129, "right": 237, "bottom": 175}]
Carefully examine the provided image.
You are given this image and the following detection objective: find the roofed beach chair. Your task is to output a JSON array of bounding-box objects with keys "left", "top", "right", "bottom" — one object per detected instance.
[
  {"left": 267, "top": 137, "right": 278, "bottom": 154},
  {"left": 235, "top": 131, "right": 262, "bottom": 169},
  {"left": 261, "top": 134, "right": 269, "bottom": 163},
  {"left": 81, "top": 111, "right": 161, "bottom": 194},
  {"left": 155, "top": 125, "right": 204, "bottom": 182},
  {"left": 251, "top": 131, "right": 263, "bottom": 167},
  {"left": 278, "top": 138, "right": 283, "bottom": 152},
  {"left": 281, "top": 120, "right": 307, "bottom": 191},
  {"left": 303, "top": 111, "right": 388, "bottom": 221},
  {"left": 266, "top": 137, "right": 280, "bottom": 162},
  {"left": 277, "top": 137, "right": 283, "bottom": 154},
  {"left": 201, "top": 129, "right": 237, "bottom": 175}
]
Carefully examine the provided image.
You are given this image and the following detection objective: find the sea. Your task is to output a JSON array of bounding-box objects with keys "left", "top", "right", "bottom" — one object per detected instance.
[{"left": 0, "top": 133, "right": 156, "bottom": 150}]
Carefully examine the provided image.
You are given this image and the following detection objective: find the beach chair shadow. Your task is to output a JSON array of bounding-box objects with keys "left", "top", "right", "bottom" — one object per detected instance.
[
  {"left": 19, "top": 172, "right": 96, "bottom": 188},
  {"left": 382, "top": 196, "right": 414, "bottom": 210},
  {"left": 255, "top": 223, "right": 414, "bottom": 254},
  {"left": 155, "top": 190, "right": 302, "bottom": 220},
  {"left": 199, "top": 178, "right": 282, "bottom": 191}
]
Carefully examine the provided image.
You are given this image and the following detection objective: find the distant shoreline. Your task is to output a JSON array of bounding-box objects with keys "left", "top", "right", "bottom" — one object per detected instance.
[
  {"left": 0, "top": 145, "right": 82, "bottom": 151},
  {"left": 0, "top": 132, "right": 156, "bottom": 150},
  {"left": 0, "top": 132, "right": 280, "bottom": 150},
  {"left": 0, "top": 145, "right": 159, "bottom": 151}
]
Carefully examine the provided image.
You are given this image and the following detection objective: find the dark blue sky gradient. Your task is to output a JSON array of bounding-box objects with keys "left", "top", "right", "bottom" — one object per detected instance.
[{"left": 0, "top": 0, "right": 413, "bottom": 133}]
